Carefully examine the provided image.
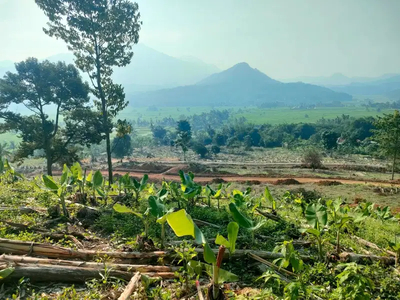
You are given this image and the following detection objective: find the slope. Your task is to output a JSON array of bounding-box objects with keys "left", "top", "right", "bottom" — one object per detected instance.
[{"left": 129, "top": 62, "right": 352, "bottom": 107}]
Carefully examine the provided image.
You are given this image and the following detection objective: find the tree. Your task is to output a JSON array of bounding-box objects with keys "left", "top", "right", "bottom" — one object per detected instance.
[
  {"left": 112, "top": 135, "right": 132, "bottom": 160},
  {"left": 373, "top": 110, "right": 400, "bottom": 180},
  {"left": 321, "top": 131, "right": 339, "bottom": 153},
  {"left": 192, "top": 143, "right": 208, "bottom": 159},
  {"left": 175, "top": 120, "right": 192, "bottom": 161},
  {"left": 152, "top": 125, "right": 167, "bottom": 145},
  {"left": 302, "top": 148, "right": 323, "bottom": 170},
  {"left": 211, "top": 145, "right": 221, "bottom": 156},
  {"left": 0, "top": 58, "right": 101, "bottom": 175},
  {"left": 112, "top": 119, "right": 133, "bottom": 160},
  {"left": 36, "top": 0, "right": 142, "bottom": 183}
]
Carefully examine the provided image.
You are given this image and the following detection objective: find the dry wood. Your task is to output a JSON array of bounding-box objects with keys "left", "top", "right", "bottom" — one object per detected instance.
[
  {"left": 0, "top": 238, "right": 168, "bottom": 262},
  {"left": 248, "top": 252, "right": 296, "bottom": 279},
  {"left": 352, "top": 236, "right": 396, "bottom": 256},
  {"left": 340, "top": 252, "right": 396, "bottom": 265},
  {"left": 0, "top": 238, "right": 312, "bottom": 264},
  {"left": 193, "top": 219, "right": 221, "bottom": 228},
  {"left": 118, "top": 272, "right": 141, "bottom": 300},
  {"left": 0, "top": 254, "right": 178, "bottom": 273},
  {"left": 0, "top": 206, "right": 41, "bottom": 214},
  {"left": 2, "top": 264, "right": 175, "bottom": 282},
  {"left": 256, "top": 209, "right": 283, "bottom": 223}
]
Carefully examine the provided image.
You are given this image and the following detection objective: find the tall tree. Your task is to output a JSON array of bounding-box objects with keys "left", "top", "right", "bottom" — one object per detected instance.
[
  {"left": 0, "top": 58, "right": 101, "bottom": 175},
  {"left": 36, "top": 0, "right": 142, "bottom": 183},
  {"left": 175, "top": 120, "right": 192, "bottom": 161},
  {"left": 112, "top": 119, "right": 133, "bottom": 160},
  {"left": 373, "top": 110, "right": 400, "bottom": 180}
]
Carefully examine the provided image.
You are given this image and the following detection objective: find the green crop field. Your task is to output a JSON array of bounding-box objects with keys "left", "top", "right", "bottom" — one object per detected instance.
[{"left": 121, "top": 105, "right": 394, "bottom": 125}]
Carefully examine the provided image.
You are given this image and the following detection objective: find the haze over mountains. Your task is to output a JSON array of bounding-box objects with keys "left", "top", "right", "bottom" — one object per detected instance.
[
  {"left": 130, "top": 62, "right": 352, "bottom": 107},
  {"left": 1, "top": 44, "right": 400, "bottom": 109}
]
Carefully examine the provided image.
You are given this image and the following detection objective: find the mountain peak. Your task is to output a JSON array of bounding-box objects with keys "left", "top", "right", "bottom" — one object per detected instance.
[{"left": 197, "top": 62, "right": 277, "bottom": 86}]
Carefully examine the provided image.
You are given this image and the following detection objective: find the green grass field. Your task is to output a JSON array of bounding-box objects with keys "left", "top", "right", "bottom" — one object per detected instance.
[{"left": 121, "top": 106, "right": 394, "bottom": 125}]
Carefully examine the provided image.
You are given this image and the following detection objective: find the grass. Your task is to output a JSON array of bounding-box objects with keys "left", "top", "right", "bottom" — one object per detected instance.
[{"left": 120, "top": 105, "right": 395, "bottom": 125}]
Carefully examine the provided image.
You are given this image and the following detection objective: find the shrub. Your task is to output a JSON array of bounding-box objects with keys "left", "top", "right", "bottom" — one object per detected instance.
[
  {"left": 211, "top": 145, "right": 221, "bottom": 155},
  {"left": 192, "top": 143, "right": 208, "bottom": 158},
  {"left": 302, "top": 148, "right": 323, "bottom": 170}
]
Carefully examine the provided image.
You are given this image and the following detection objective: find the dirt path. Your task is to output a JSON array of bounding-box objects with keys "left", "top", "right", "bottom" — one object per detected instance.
[{"left": 110, "top": 170, "right": 400, "bottom": 187}]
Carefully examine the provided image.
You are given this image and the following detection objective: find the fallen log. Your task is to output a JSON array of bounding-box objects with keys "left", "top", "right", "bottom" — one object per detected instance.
[
  {"left": 0, "top": 238, "right": 312, "bottom": 263},
  {"left": 118, "top": 272, "right": 141, "bottom": 300},
  {"left": 248, "top": 252, "right": 294, "bottom": 281},
  {"left": 0, "top": 238, "right": 168, "bottom": 262},
  {"left": 352, "top": 236, "right": 396, "bottom": 256},
  {"left": 0, "top": 254, "right": 178, "bottom": 273},
  {"left": 2, "top": 264, "right": 175, "bottom": 282},
  {"left": 340, "top": 252, "right": 396, "bottom": 265},
  {"left": 256, "top": 209, "right": 283, "bottom": 223}
]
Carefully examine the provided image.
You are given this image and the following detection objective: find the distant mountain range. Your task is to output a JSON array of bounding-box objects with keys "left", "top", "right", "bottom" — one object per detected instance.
[
  {"left": 129, "top": 62, "right": 352, "bottom": 107},
  {"left": 284, "top": 73, "right": 400, "bottom": 98},
  {"left": 0, "top": 44, "right": 220, "bottom": 94},
  {"left": 2, "top": 44, "right": 399, "bottom": 106}
]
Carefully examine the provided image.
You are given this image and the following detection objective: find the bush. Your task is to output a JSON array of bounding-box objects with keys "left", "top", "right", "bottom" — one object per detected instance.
[
  {"left": 211, "top": 145, "right": 221, "bottom": 155},
  {"left": 302, "top": 148, "right": 323, "bottom": 170},
  {"left": 192, "top": 143, "right": 208, "bottom": 158}
]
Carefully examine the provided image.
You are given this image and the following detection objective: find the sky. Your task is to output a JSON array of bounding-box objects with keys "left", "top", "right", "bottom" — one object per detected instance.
[{"left": 0, "top": 0, "right": 399, "bottom": 79}]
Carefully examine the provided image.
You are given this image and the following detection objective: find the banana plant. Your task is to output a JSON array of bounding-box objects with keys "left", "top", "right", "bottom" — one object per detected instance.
[
  {"left": 164, "top": 209, "right": 238, "bottom": 295},
  {"left": 232, "top": 187, "right": 252, "bottom": 208},
  {"left": 301, "top": 203, "right": 328, "bottom": 261},
  {"left": 179, "top": 171, "right": 202, "bottom": 208},
  {"left": 130, "top": 174, "right": 149, "bottom": 202},
  {"left": 327, "top": 199, "right": 362, "bottom": 254},
  {"left": 85, "top": 170, "right": 105, "bottom": 201},
  {"left": 228, "top": 203, "right": 264, "bottom": 244},
  {"left": 387, "top": 237, "right": 400, "bottom": 267},
  {"left": 214, "top": 222, "right": 239, "bottom": 256},
  {"left": 374, "top": 205, "right": 393, "bottom": 223},
  {"left": 263, "top": 186, "right": 276, "bottom": 212},
  {"left": 273, "top": 240, "right": 304, "bottom": 273},
  {"left": 113, "top": 203, "right": 146, "bottom": 235},
  {"left": 40, "top": 164, "right": 71, "bottom": 218},
  {"left": 0, "top": 157, "right": 23, "bottom": 183},
  {"left": 149, "top": 190, "right": 170, "bottom": 248}
]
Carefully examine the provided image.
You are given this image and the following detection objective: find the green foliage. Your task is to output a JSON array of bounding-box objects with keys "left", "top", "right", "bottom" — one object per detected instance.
[
  {"left": 335, "top": 263, "right": 374, "bottom": 300},
  {"left": 373, "top": 110, "right": 400, "bottom": 179},
  {"left": 36, "top": 0, "right": 142, "bottom": 183},
  {"left": 0, "top": 58, "right": 101, "bottom": 175},
  {"left": 175, "top": 120, "right": 192, "bottom": 161},
  {"left": 215, "top": 222, "right": 239, "bottom": 255},
  {"left": 273, "top": 241, "right": 304, "bottom": 273}
]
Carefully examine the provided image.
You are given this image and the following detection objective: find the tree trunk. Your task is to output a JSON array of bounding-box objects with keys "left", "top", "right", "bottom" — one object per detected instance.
[
  {"left": 46, "top": 153, "right": 53, "bottom": 176},
  {"left": 106, "top": 132, "right": 113, "bottom": 184},
  {"left": 95, "top": 48, "right": 113, "bottom": 184},
  {"left": 392, "top": 149, "right": 397, "bottom": 180}
]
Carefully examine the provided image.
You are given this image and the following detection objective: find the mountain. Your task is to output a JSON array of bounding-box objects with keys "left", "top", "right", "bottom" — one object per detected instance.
[
  {"left": 327, "top": 75, "right": 400, "bottom": 96},
  {"left": 0, "top": 44, "right": 220, "bottom": 94},
  {"left": 283, "top": 73, "right": 400, "bottom": 86},
  {"left": 129, "top": 62, "right": 352, "bottom": 107}
]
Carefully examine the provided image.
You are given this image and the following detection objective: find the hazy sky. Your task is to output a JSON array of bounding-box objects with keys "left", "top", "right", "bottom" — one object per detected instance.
[{"left": 1, "top": 0, "right": 399, "bottom": 79}]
